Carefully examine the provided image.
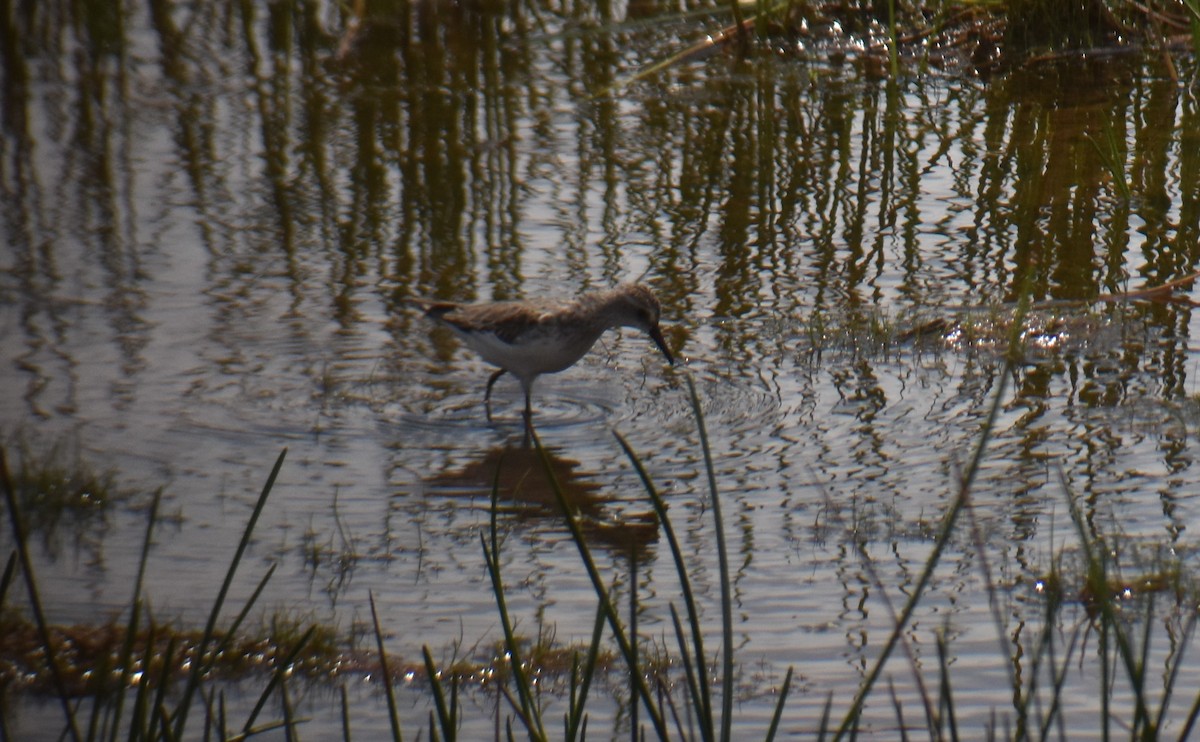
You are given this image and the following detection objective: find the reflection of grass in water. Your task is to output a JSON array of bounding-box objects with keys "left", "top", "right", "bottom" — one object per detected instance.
[
  {"left": 7, "top": 375, "right": 1200, "bottom": 739},
  {"left": 621, "top": 0, "right": 1198, "bottom": 88}
]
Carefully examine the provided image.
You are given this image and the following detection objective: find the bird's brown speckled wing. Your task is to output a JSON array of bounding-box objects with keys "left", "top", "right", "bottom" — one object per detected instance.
[
  {"left": 412, "top": 297, "right": 577, "bottom": 344},
  {"left": 446, "top": 300, "right": 574, "bottom": 343}
]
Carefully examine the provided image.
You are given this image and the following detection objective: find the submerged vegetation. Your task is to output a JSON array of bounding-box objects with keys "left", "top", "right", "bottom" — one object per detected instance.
[{"left": 5, "top": 362, "right": 1200, "bottom": 738}]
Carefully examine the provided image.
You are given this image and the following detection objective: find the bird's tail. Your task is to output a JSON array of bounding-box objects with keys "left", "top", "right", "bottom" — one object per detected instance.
[{"left": 407, "top": 297, "right": 459, "bottom": 320}]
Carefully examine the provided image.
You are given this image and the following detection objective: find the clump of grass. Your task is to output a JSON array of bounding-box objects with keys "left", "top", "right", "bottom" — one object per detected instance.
[
  {"left": 1, "top": 445, "right": 295, "bottom": 741},
  {"left": 2, "top": 435, "right": 127, "bottom": 542}
]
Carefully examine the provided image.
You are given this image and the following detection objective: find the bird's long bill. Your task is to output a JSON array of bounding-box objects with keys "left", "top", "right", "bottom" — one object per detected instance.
[{"left": 648, "top": 325, "right": 675, "bottom": 365}]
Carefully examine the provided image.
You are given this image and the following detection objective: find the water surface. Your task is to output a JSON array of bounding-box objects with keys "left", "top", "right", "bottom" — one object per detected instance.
[{"left": 3, "top": 0, "right": 1200, "bottom": 737}]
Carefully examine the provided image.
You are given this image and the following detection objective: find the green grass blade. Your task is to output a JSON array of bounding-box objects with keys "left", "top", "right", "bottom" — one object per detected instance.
[
  {"left": 936, "top": 629, "right": 959, "bottom": 741},
  {"left": 614, "top": 430, "right": 714, "bottom": 739},
  {"left": 886, "top": 678, "right": 908, "bottom": 742},
  {"left": 368, "top": 591, "right": 403, "bottom": 742},
  {"left": 818, "top": 691, "right": 833, "bottom": 740},
  {"left": 147, "top": 636, "right": 179, "bottom": 741},
  {"left": 172, "top": 447, "right": 287, "bottom": 739},
  {"left": 482, "top": 465, "right": 547, "bottom": 741},
  {"left": 834, "top": 304, "right": 1020, "bottom": 738},
  {"left": 1152, "top": 606, "right": 1198, "bottom": 734},
  {"left": 683, "top": 374, "right": 734, "bottom": 742},
  {"left": 667, "top": 603, "right": 704, "bottom": 736},
  {"left": 280, "top": 680, "right": 296, "bottom": 742},
  {"left": 1178, "top": 681, "right": 1200, "bottom": 740},
  {"left": 564, "top": 604, "right": 605, "bottom": 741},
  {"left": 531, "top": 429, "right": 669, "bottom": 740},
  {"left": 843, "top": 295, "right": 1044, "bottom": 739},
  {"left": 243, "top": 625, "right": 315, "bottom": 733},
  {"left": 764, "top": 666, "right": 793, "bottom": 742},
  {"left": 340, "top": 684, "right": 352, "bottom": 741},
  {"left": 629, "top": 553, "right": 639, "bottom": 737},
  {"left": 0, "top": 445, "right": 82, "bottom": 742},
  {"left": 108, "top": 488, "right": 164, "bottom": 742},
  {"left": 213, "top": 562, "right": 278, "bottom": 662},
  {"left": 0, "top": 551, "right": 15, "bottom": 613},
  {"left": 422, "top": 645, "right": 455, "bottom": 742},
  {"left": 125, "top": 619, "right": 156, "bottom": 742}
]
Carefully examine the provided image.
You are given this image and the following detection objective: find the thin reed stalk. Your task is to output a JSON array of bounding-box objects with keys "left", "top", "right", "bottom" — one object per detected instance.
[
  {"left": 481, "top": 462, "right": 549, "bottom": 741},
  {"left": 531, "top": 428, "right": 670, "bottom": 739},
  {"left": 0, "top": 446, "right": 82, "bottom": 742},
  {"left": 368, "top": 591, "right": 404, "bottom": 742},
  {"left": 683, "top": 375, "right": 736, "bottom": 742},
  {"left": 834, "top": 293, "right": 1030, "bottom": 738},
  {"left": 171, "top": 448, "right": 287, "bottom": 738}
]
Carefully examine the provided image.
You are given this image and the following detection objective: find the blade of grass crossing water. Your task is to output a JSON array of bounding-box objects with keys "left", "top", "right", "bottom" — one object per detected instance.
[
  {"left": 764, "top": 666, "right": 793, "bottom": 742},
  {"left": 614, "top": 431, "right": 714, "bottom": 741},
  {"left": 148, "top": 635, "right": 179, "bottom": 741},
  {"left": 817, "top": 691, "right": 833, "bottom": 741},
  {"left": 340, "top": 684, "right": 352, "bottom": 741},
  {"left": 107, "top": 489, "right": 164, "bottom": 742},
  {"left": 201, "top": 686, "right": 216, "bottom": 741},
  {"left": 423, "top": 645, "right": 456, "bottom": 742},
  {"left": 886, "top": 678, "right": 908, "bottom": 742},
  {"left": 172, "top": 448, "right": 287, "bottom": 739},
  {"left": 629, "top": 553, "right": 639, "bottom": 738},
  {"left": 0, "top": 550, "right": 17, "bottom": 742},
  {"left": 482, "top": 466, "right": 548, "bottom": 741},
  {"left": 127, "top": 622, "right": 155, "bottom": 741},
  {"left": 214, "top": 563, "right": 277, "bottom": 661},
  {"left": 1031, "top": 606, "right": 1077, "bottom": 738},
  {"left": 0, "top": 551, "right": 16, "bottom": 613},
  {"left": 683, "top": 374, "right": 734, "bottom": 742},
  {"left": 1061, "top": 478, "right": 1154, "bottom": 736},
  {"left": 1152, "top": 607, "right": 1198, "bottom": 733},
  {"left": 936, "top": 629, "right": 959, "bottom": 741},
  {"left": 834, "top": 294, "right": 1030, "bottom": 739},
  {"left": 842, "top": 523, "right": 935, "bottom": 730},
  {"left": 368, "top": 591, "right": 404, "bottom": 742},
  {"left": 564, "top": 605, "right": 605, "bottom": 741},
  {"left": 243, "top": 625, "right": 315, "bottom": 733},
  {"left": 531, "top": 429, "right": 669, "bottom": 740},
  {"left": 1135, "top": 593, "right": 1156, "bottom": 737},
  {"left": 1179, "top": 681, "right": 1200, "bottom": 740},
  {"left": 667, "top": 604, "right": 704, "bottom": 737},
  {"left": 280, "top": 682, "right": 296, "bottom": 742},
  {"left": 0, "top": 446, "right": 82, "bottom": 742}
]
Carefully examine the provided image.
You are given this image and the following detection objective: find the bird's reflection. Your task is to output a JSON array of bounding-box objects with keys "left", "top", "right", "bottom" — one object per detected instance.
[{"left": 426, "top": 444, "right": 659, "bottom": 558}]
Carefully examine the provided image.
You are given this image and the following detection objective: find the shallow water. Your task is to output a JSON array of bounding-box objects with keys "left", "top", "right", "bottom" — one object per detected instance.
[{"left": 3, "top": 0, "right": 1200, "bottom": 738}]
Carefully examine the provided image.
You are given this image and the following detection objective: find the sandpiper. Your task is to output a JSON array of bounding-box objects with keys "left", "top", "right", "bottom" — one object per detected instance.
[{"left": 412, "top": 283, "right": 674, "bottom": 423}]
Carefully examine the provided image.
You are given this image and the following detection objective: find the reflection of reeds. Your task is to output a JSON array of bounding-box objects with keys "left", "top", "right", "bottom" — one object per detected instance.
[{"left": 7, "top": 415, "right": 1200, "bottom": 737}]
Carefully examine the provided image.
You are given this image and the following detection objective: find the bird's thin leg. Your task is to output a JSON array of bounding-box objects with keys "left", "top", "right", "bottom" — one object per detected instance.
[
  {"left": 521, "top": 383, "right": 534, "bottom": 447},
  {"left": 484, "top": 368, "right": 506, "bottom": 421}
]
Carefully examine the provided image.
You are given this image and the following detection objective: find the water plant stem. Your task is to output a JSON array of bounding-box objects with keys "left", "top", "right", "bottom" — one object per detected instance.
[
  {"left": 685, "top": 374, "right": 736, "bottom": 742},
  {"left": 0, "top": 446, "right": 82, "bottom": 742},
  {"left": 171, "top": 447, "right": 287, "bottom": 739}
]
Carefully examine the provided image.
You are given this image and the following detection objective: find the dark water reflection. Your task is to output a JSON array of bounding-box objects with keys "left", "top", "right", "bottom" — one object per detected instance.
[{"left": 3, "top": 0, "right": 1200, "bottom": 736}]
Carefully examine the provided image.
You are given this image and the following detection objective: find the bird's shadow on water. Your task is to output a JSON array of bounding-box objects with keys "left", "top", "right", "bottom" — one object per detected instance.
[{"left": 422, "top": 440, "right": 660, "bottom": 558}]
